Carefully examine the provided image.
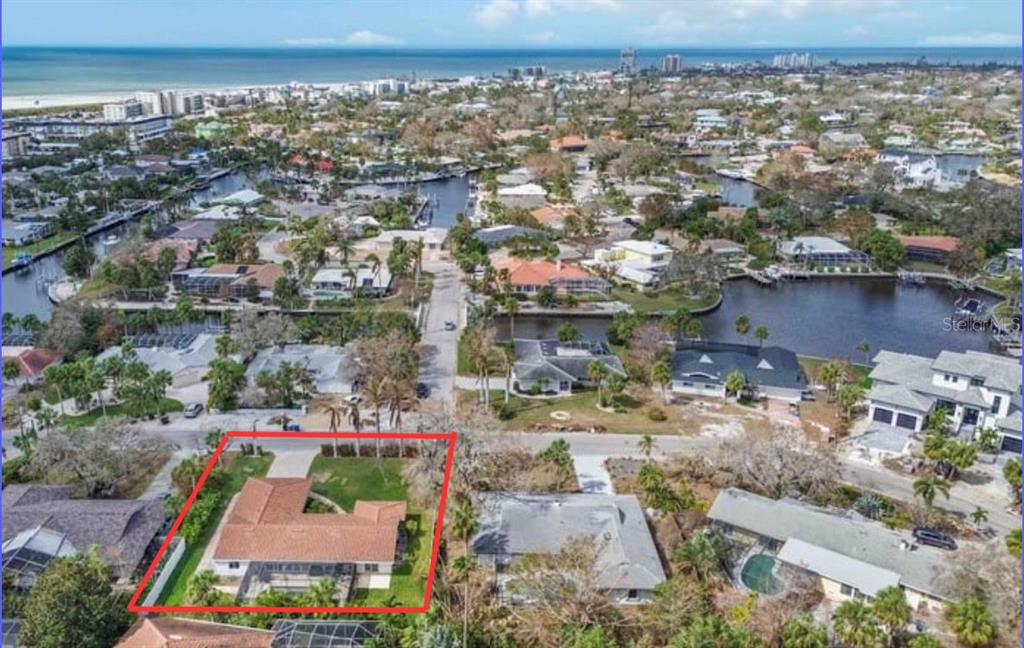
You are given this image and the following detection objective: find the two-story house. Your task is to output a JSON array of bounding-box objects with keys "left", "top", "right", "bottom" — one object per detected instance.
[
  {"left": 583, "top": 240, "right": 674, "bottom": 287},
  {"left": 867, "top": 349, "right": 1021, "bottom": 453}
]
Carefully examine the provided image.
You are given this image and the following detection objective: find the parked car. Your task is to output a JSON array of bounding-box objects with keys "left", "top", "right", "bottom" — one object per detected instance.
[
  {"left": 416, "top": 382, "right": 430, "bottom": 398},
  {"left": 183, "top": 403, "right": 204, "bottom": 418},
  {"left": 283, "top": 422, "right": 302, "bottom": 432},
  {"left": 912, "top": 527, "right": 957, "bottom": 550},
  {"left": 444, "top": 320, "right": 457, "bottom": 331}
]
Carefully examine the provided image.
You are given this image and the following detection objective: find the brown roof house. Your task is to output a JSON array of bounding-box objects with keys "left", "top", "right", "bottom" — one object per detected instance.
[
  {"left": 116, "top": 617, "right": 273, "bottom": 648},
  {"left": 1, "top": 346, "right": 60, "bottom": 385},
  {"left": 211, "top": 478, "right": 406, "bottom": 602}
]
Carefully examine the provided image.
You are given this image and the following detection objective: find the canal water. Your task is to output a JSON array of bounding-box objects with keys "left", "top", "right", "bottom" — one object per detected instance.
[{"left": 497, "top": 278, "right": 1001, "bottom": 360}]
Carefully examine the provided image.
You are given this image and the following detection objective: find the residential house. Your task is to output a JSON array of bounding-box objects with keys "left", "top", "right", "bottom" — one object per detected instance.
[
  {"left": 167, "top": 218, "right": 225, "bottom": 243},
  {"left": 897, "top": 236, "right": 959, "bottom": 265},
  {"left": 493, "top": 257, "right": 609, "bottom": 296},
  {"left": 670, "top": 340, "right": 808, "bottom": 402},
  {"left": 708, "top": 488, "right": 953, "bottom": 611},
  {"left": 360, "top": 228, "right": 447, "bottom": 261},
  {"left": 512, "top": 339, "right": 625, "bottom": 395},
  {"left": 699, "top": 238, "right": 747, "bottom": 260},
  {"left": 96, "top": 333, "right": 219, "bottom": 387},
  {"left": 212, "top": 478, "right": 406, "bottom": 602},
  {"left": 310, "top": 264, "right": 394, "bottom": 300},
  {"left": 171, "top": 263, "right": 286, "bottom": 300},
  {"left": 867, "top": 349, "right": 1021, "bottom": 453},
  {"left": 495, "top": 183, "right": 548, "bottom": 210},
  {"left": 530, "top": 204, "right": 577, "bottom": 231},
  {"left": 245, "top": 344, "right": 355, "bottom": 394},
  {"left": 473, "top": 225, "right": 548, "bottom": 248},
  {"left": 549, "top": 135, "right": 587, "bottom": 153},
  {"left": 472, "top": 492, "right": 666, "bottom": 604},
  {"left": 2, "top": 485, "right": 165, "bottom": 587},
  {"left": 778, "top": 236, "right": 871, "bottom": 267},
  {"left": 584, "top": 240, "right": 674, "bottom": 287},
  {"left": 116, "top": 618, "right": 274, "bottom": 647},
  {"left": 1, "top": 220, "right": 53, "bottom": 246},
  {"left": 0, "top": 346, "right": 60, "bottom": 385}
]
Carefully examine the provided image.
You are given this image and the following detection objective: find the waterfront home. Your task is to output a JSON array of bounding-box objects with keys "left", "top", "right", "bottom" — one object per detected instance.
[
  {"left": 245, "top": 344, "right": 355, "bottom": 395},
  {"left": 708, "top": 488, "right": 952, "bottom": 611},
  {"left": 867, "top": 349, "right": 1021, "bottom": 453},
  {"left": 359, "top": 228, "right": 447, "bottom": 261},
  {"left": 512, "top": 339, "right": 625, "bottom": 395},
  {"left": 114, "top": 237, "right": 198, "bottom": 271},
  {"left": 699, "top": 238, "right": 747, "bottom": 260},
  {"left": 473, "top": 224, "right": 548, "bottom": 248},
  {"left": 171, "top": 263, "right": 286, "bottom": 300},
  {"left": 211, "top": 478, "right": 405, "bottom": 602},
  {"left": 166, "top": 218, "right": 225, "bottom": 242},
  {"left": 0, "top": 346, "right": 60, "bottom": 386},
  {"left": 897, "top": 236, "right": 959, "bottom": 265},
  {"left": 493, "top": 257, "right": 610, "bottom": 296},
  {"left": 778, "top": 236, "right": 871, "bottom": 267},
  {"left": 96, "top": 333, "right": 219, "bottom": 388},
  {"left": 471, "top": 492, "right": 666, "bottom": 604},
  {"left": 2, "top": 485, "right": 164, "bottom": 588},
  {"left": 669, "top": 340, "right": 808, "bottom": 402},
  {"left": 1, "top": 219, "right": 53, "bottom": 246},
  {"left": 495, "top": 183, "right": 548, "bottom": 210},
  {"left": 583, "top": 240, "right": 673, "bottom": 288},
  {"left": 117, "top": 617, "right": 274, "bottom": 647},
  {"left": 310, "top": 264, "right": 394, "bottom": 300},
  {"left": 213, "top": 189, "right": 265, "bottom": 208}
]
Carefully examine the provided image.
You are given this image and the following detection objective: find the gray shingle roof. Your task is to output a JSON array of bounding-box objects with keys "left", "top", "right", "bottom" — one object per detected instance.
[
  {"left": 2, "top": 485, "right": 164, "bottom": 575},
  {"left": 472, "top": 492, "right": 666, "bottom": 591},
  {"left": 513, "top": 339, "right": 625, "bottom": 383},
  {"left": 670, "top": 341, "right": 807, "bottom": 391},
  {"left": 932, "top": 350, "right": 1021, "bottom": 392},
  {"left": 707, "top": 488, "right": 952, "bottom": 600}
]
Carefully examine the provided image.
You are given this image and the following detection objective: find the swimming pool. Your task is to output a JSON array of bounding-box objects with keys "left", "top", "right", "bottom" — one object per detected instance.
[{"left": 740, "top": 554, "right": 778, "bottom": 594}]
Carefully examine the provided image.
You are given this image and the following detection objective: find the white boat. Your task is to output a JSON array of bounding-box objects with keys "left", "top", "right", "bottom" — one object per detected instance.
[{"left": 103, "top": 234, "right": 120, "bottom": 245}]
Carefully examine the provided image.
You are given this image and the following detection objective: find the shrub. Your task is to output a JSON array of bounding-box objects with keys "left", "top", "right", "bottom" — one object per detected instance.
[
  {"left": 495, "top": 401, "right": 517, "bottom": 420},
  {"left": 320, "top": 444, "right": 336, "bottom": 457},
  {"left": 647, "top": 406, "right": 667, "bottom": 421}
]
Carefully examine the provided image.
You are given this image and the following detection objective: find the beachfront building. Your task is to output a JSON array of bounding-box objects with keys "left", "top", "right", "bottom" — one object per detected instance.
[
  {"left": 494, "top": 258, "right": 610, "bottom": 296},
  {"left": 211, "top": 478, "right": 405, "bottom": 602},
  {"left": 472, "top": 492, "right": 666, "bottom": 604},
  {"left": 511, "top": 339, "right": 626, "bottom": 396},
  {"left": 583, "top": 240, "right": 674, "bottom": 287},
  {"left": 2, "top": 131, "right": 31, "bottom": 158},
  {"left": 669, "top": 341, "right": 808, "bottom": 402},
  {"left": 778, "top": 236, "right": 871, "bottom": 268},
  {"left": 867, "top": 349, "right": 1022, "bottom": 453},
  {"left": 708, "top": 488, "right": 952, "bottom": 612}
]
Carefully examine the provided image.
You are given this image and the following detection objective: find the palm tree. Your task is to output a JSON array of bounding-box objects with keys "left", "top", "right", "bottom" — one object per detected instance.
[
  {"left": 857, "top": 339, "right": 871, "bottom": 364},
  {"left": 913, "top": 476, "right": 951, "bottom": 507},
  {"left": 683, "top": 318, "right": 703, "bottom": 340},
  {"left": 323, "top": 402, "right": 343, "bottom": 454},
  {"left": 186, "top": 569, "right": 222, "bottom": 606},
  {"left": 819, "top": 359, "right": 844, "bottom": 399},
  {"left": 497, "top": 342, "right": 515, "bottom": 404},
  {"left": 781, "top": 614, "right": 827, "bottom": 648},
  {"left": 664, "top": 307, "right": 690, "bottom": 339},
  {"left": 832, "top": 599, "right": 884, "bottom": 648},
  {"left": 346, "top": 400, "right": 362, "bottom": 456},
  {"left": 651, "top": 360, "right": 672, "bottom": 403},
  {"left": 450, "top": 499, "right": 479, "bottom": 648},
  {"left": 945, "top": 597, "right": 997, "bottom": 648},
  {"left": 673, "top": 533, "right": 725, "bottom": 582},
  {"left": 637, "top": 434, "right": 655, "bottom": 461},
  {"left": 365, "top": 380, "right": 386, "bottom": 456},
  {"left": 970, "top": 506, "right": 988, "bottom": 527},
  {"left": 734, "top": 314, "right": 751, "bottom": 338},
  {"left": 724, "top": 370, "right": 746, "bottom": 399},
  {"left": 754, "top": 324, "right": 769, "bottom": 346},
  {"left": 872, "top": 586, "right": 911, "bottom": 646},
  {"left": 588, "top": 359, "right": 608, "bottom": 406},
  {"left": 503, "top": 294, "right": 519, "bottom": 340}
]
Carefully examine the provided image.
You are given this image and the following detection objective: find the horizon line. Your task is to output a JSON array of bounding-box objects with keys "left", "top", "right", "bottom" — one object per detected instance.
[{"left": 3, "top": 43, "right": 1022, "bottom": 50}]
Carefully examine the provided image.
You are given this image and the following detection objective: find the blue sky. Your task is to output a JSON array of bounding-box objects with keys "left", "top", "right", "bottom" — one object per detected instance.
[{"left": 2, "top": 0, "right": 1021, "bottom": 48}]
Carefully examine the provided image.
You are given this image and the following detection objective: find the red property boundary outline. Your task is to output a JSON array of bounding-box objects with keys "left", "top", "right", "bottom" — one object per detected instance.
[{"left": 127, "top": 431, "right": 457, "bottom": 614}]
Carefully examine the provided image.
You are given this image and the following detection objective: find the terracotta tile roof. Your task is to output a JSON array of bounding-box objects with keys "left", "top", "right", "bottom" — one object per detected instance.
[
  {"left": 116, "top": 617, "right": 273, "bottom": 648},
  {"left": 214, "top": 478, "right": 405, "bottom": 563},
  {"left": 549, "top": 135, "right": 587, "bottom": 151},
  {"left": 1, "top": 347, "right": 60, "bottom": 377},
  {"left": 493, "top": 257, "right": 589, "bottom": 286},
  {"left": 897, "top": 235, "right": 960, "bottom": 253},
  {"left": 203, "top": 263, "right": 286, "bottom": 289},
  {"left": 530, "top": 204, "right": 577, "bottom": 226}
]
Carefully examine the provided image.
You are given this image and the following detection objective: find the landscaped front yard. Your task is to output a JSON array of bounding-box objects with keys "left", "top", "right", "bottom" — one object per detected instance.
[
  {"left": 611, "top": 285, "right": 720, "bottom": 314},
  {"left": 60, "top": 398, "right": 184, "bottom": 428},
  {"left": 308, "top": 455, "right": 431, "bottom": 607},
  {"left": 158, "top": 452, "right": 275, "bottom": 605}
]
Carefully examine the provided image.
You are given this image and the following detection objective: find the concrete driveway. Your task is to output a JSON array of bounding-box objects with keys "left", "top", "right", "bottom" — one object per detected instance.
[{"left": 574, "top": 454, "right": 614, "bottom": 494}]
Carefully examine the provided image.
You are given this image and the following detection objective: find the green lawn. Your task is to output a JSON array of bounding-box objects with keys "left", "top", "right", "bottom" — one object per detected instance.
[
  {"left": 611, "top": 285, "right": 720, "bottom": 314},
  {"left": 798, "top": 355, "right": 873, "bottom": 389},
  {"left": 3, "top": 231, "right": 81, "bottom": 269},
  {"left": 158, "top": 453, "right": 275, "bottom": 605},
  {"left": 308, "top": 456, "right": 430, "bottom": 607},
  {"left": 459, "top": 388, "right": 685, "bottom": 435},
  {"left": 60, "top": 398, "right": 183, "bottom": 428}
]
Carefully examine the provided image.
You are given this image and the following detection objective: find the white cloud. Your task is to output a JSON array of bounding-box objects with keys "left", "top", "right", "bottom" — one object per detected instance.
[
  {"left": 279, "top": 31, "right": 402, "bottom": 47},
  {"left": 845, "top": 24, "right": 868, "bottom": 36},
  {"left": 475, "top": 0, "right": 520, "bottom": 27},
  {"left": 920, "top": 32, "right": 1021, "bottom": 46},
  {"left": 528, "top": 30, "right": 560, "bottom": 43}
]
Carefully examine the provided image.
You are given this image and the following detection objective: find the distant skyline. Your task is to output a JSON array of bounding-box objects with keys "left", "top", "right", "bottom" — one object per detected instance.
[{"left": 2, "top": 0, "right": 1022, "bottom": 49}]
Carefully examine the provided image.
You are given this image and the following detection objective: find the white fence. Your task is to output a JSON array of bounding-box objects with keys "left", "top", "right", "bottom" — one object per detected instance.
[{"left": 141, "top": 537, "right": 187, "bottom": 606}]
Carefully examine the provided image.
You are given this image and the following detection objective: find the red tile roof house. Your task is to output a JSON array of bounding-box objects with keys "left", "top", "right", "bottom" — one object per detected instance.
[
  {"left": 897, "top": 235, "right": 960, "bottom": 265},
  {"left": 493, "top": 257, "right": 610, "bottom": 296},
  {"left": 1, "top": 346, "right": 60, "bottom": 386},
  {"left": 549, "top": 135, "right": 588, "bottom": 153},
  {"left": 211, "top": 478, "right": 406, "bottom": 602}
]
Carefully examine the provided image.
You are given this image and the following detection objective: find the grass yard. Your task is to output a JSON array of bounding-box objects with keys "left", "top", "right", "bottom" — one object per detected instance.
[
  {"left": 158, "top": 452, "right": 275, "bottom": 605},
  {"left": 460, "top": 388, "right": 686, "bottom": 435},
  {"left": 2, "top": 230, "right": 80, "bottom": 269},
  {"left": 611, "top": 285, "right": 720, "bottom": 314},
  {"left": 798, "top": 355, "right": 872, "bottom": 389},
  {"left": 308, "top": 455, "right": 430, "bottom": 607},
  {"left": 60, "top": 398, "right": 184, "bottom": 428}
]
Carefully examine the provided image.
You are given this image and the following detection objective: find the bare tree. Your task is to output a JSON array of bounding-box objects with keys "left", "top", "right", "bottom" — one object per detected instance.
[{"left": 712, "top": 430, "right": 838, "bottom": 499}]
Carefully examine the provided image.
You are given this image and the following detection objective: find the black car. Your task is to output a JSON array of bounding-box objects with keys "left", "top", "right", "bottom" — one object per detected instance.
[
  {"left": 912, "top": 527, "right": 957, "bottom": 550},
  {"left": 416, "top": 382, "right": 430, "bottom": 398}
]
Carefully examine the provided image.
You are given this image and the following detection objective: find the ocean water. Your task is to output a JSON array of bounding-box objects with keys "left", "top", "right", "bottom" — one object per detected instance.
[{"left": 2, "top": 46, "right": 1021, "bottom": 97}]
